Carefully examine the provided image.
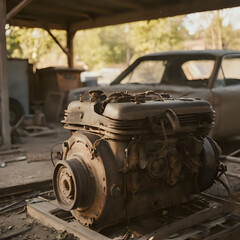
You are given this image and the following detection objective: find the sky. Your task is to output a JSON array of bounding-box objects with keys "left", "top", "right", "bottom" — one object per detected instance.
[{"left": 183, "top": 6, "right": 240, "bottom": 35}]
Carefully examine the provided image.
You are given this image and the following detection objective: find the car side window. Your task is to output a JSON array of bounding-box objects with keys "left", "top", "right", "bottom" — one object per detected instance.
[
  {"left": 215, "top": 55, "right": 240, "bottom": 88},
  {"left": 181, "top": 60, "right": 214, "bottom": 80},
  {"left": 178, "top": 60, "right": 214, "bottom": 88}
]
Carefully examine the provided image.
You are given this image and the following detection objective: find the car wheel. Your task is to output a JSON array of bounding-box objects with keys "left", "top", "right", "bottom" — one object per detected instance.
[{"left": 9, "top": 98, "right": 24, "bottom": 127}]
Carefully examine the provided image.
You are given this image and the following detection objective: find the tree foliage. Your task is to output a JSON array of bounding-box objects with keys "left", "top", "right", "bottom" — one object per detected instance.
[
  {"left": 184, "top": 10, "right": 240, "bottom": 50},
  {"left": 5, "top": 10, "right": 240, "bottom": 70},
  {"left": 203, "top": 11, "right": 240, "bottom": 49},
  {"left": 129, "top": 17, "right": 185, "bottom": 60},
  {"left": 74, "top": 24, "right": 127, "bottom": 69},
  {"left": 6, "top": 26, "right": 66, "bottom": 66}
]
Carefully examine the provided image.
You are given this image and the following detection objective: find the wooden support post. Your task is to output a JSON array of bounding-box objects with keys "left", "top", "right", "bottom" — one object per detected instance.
[
  {"left": 6, "top": 0, "right": 32, "bottom": 22},
  {"left": 0, "top": 0, "right": 11, "bottom": 149},
  {"left": 67, "top": 30, "right": 76, "bottom": 68},
  {"left": 46, "top": 29, "right": 69, "bottom": 56}
]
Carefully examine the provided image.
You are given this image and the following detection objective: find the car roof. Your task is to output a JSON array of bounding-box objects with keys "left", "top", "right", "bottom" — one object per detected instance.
[{"left": 143, "top": 50, "right": 240, "bottom": 58}]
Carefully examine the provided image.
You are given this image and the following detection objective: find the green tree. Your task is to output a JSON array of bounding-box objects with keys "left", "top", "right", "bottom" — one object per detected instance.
[
  {"left": 6, "top": 26, "right": 66, "bottom": 66},
  {"left": 74, "top": 24, "right": 128, "bottom": 69},
  {"left": 6, "top": 16, "right": 186, "bottom": 69},
  {"left": 204, "top": 11, "right": 240, "bottom": 49},
  {"left": 129, "top": 17, "right": 185, "bottom": 60},
  {"left": 184, "top": 10, "right": 240, "bottom": 50},
  {"left": 6, "top": 26, "right": 22, "bottom": 57}
]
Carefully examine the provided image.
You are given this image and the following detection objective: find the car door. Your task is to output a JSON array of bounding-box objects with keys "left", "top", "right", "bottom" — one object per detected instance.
[{"left": 211, "top": 54, "right": 240, "bottom": 139}]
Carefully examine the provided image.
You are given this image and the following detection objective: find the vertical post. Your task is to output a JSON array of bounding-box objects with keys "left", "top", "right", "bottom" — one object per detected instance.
[
  {"left": 0, "top": 0, "right": 11, "bottom": 149},
  {"left": 67, "top": 30, "right": 76, "bottom": 68},
  {"left": 125, "top": 24, "right": 130, "bottom": 65}
]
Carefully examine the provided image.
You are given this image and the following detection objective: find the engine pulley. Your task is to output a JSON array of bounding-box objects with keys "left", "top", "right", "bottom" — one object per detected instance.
[{"left": 53, "top": 158, "right": 96, "bottom": 211}]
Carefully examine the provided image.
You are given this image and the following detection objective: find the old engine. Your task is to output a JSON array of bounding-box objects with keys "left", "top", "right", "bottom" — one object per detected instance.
[{"left": 53, "top": 91, "right": 220, "bottom": 229}]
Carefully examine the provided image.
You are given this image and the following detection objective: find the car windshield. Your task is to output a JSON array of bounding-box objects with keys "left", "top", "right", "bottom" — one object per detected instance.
[
  {"left": 120, "top": 57, "right": 215, "bottom": 87},
  {"left": 121, "top": 60, "right": 166, "bottom": 84}
]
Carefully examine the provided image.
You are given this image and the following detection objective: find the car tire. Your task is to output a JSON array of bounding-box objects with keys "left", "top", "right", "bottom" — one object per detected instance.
[{"left": 9, "top": 98, "right": 24, "bottom": 127}]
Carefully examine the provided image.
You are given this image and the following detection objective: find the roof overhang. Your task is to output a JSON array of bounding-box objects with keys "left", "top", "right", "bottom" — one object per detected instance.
[{"left": 7, "top": 0, "right": 240, "bottom": 32}]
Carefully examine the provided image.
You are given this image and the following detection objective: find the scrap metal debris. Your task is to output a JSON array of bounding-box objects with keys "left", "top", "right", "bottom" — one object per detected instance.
[
  {"left": 0, "top": 225, "right": 32, "bottom": 240},
  {"left": 0, "top": 147, "right": 26, "bottom": 168},
  {"left": 11, "top": 111, "right": 56, "bottom": 143}
]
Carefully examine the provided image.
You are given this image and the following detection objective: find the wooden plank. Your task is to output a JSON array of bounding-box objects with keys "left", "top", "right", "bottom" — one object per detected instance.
[
  {"left": 8, "top": 18, "right": 68, "bottom": 30},
  {"left": 6, "top": 0, "right": 32, "bottom": 22},
  {"left": 70, "top": 0, "right": 240, "bottom": 32},
  {"left": 104, "top": 0, "right": 143, "bottom": 10},
  {"left": 0, "top": 179, "right": 52, "bottom": 198},
  {"left": 204, "top": 223, "right": 240, "bottom": 240},
  {"left": 32, "top": 1, "right": 110, "bottom": 15},
  {"left": 22, "top": 5, "right": 92, "bottom": 20},
  {"left": 139, "top": 204, "right": 230, "bottom": 240},
  {"left": 67, "top": 30, "right": 76, "bottom": 68},
  {"left": 27, "top": 201, "right": 111, "bottom": 240},
  {"left": 0, "top": 0, "right": 11, "bottom": 149},
  {"left": 0, "top": 148, "right": 25, "bottom": 155},
  {"left": 47, "top": 29, "right": 69, "bottom": 56},
  {"left": 226, "top": 172, "right": 240, "bottom": 179},
  {"left": 225, "top": 156, "right": 240, "bottom": 164},
  {"left": 202, "top": 193, "right": 240, "bottom": 207},
  {"left": 0, "top": 226, "right": 32, "bottom": 240},
  {"left": 5, "top": 0, "right": 240, "bottom": 31}
]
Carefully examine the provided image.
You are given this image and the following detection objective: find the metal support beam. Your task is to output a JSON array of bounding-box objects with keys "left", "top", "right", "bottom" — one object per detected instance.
[
  {"left": 6, "top": 0, "right": 32, "bottom": 22},
  {"left": 0, "top": 0, "right": 11, "bottom": 149},
  {"left": 46, "top": 29, "right": 69, "bottom": 56},
  {"left": 67, "top": 30, "right": 76, "bottom": 68}
]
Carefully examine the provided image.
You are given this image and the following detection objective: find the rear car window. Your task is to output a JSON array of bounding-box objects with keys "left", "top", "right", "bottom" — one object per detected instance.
[
  {"left": 181, "top": 60, "right": 215, "bottom": 80},
  {"left": 222, "top": 57, "right": 240, "bottom": 78},
  {"left": 215, "top": 55, "right": 240, "bottom": 87}
]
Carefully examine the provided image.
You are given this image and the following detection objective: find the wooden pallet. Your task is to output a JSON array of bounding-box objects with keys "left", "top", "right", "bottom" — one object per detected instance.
[
  {"left": 27, "top": 195, "right": 240, "bottom": 240},
  {"left": 27, "top": 200, "right": 110, "bottom": 240}
]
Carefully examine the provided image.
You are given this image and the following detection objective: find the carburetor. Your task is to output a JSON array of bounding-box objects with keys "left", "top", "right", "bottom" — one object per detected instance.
[{"left": 53, "top": 91, "right": 220, "bottom": 229}]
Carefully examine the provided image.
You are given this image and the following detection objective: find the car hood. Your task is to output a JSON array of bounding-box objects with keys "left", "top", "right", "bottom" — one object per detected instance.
[
  {"left": 68, "top": 84, "right": 165, "bottom": 103},
  {"left": 68, "top": 83, "right": 209, "bottom": 104}
]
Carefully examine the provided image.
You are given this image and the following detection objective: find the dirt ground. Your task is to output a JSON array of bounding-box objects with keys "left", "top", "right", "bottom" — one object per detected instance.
[
  {"left": 0, "top": 211, "right": 78, "bottom": 240},
  {"left": 0, "top": 209, "right": 60, "bottom": 240},
  {"left": 0, "top": 124, "right": 70, "bottom": 191},
  {"left": 0, "top": 132, "right": 240, "bottom": 239},
  {"left": 0, "top": 124, "right": 75, "bottom": 239}
]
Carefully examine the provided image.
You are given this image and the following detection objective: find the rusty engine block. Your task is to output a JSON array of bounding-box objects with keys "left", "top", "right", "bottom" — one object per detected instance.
[{"left": 53, "top": 91, "right": 220, "bottom": 229}]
